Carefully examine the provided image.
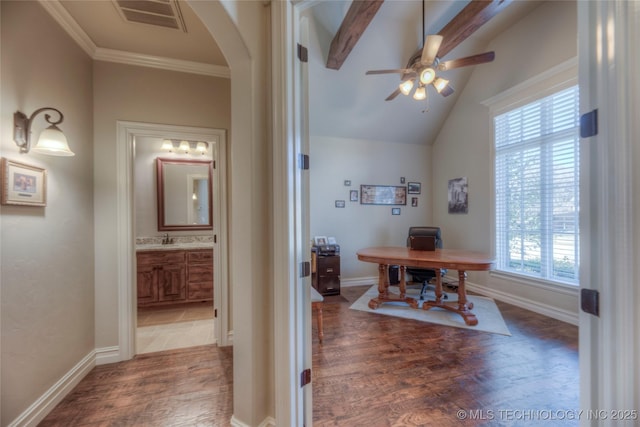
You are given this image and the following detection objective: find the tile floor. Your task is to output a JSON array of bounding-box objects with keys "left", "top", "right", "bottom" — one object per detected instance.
[{"left": 136, "top": 302, "right": 215, "bottom": 354}]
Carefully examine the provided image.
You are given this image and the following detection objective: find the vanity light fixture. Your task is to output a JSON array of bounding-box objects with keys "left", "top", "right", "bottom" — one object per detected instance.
[
  {"left": 13, "top": 107, "right": 75, "bottom": 156},
  {"left": 162, "top": 139, "right": 209, "bottom": 155}
]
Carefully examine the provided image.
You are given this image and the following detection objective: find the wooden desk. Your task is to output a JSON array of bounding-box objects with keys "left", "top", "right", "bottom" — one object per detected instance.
[{"left": 356, "top": 247, "right": 495, "bottom": 326}]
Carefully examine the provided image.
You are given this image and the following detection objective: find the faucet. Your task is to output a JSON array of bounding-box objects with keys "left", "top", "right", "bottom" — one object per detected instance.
[{"left": 162, "top": 233, "right": 170, "bottom": 245}]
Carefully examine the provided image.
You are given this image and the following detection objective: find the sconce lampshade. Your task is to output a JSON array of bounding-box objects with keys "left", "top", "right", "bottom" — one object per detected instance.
[
  {"left": 32, "top": 125, "right": 75, "bottom": 156},
  {"left": 162, "top": 139, "right": 174, "bottom": 151}
]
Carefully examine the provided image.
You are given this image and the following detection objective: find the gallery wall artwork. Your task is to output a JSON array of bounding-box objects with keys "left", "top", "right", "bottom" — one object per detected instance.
[{"left": 448, "top": 177, "right": 468, "bottom": 214}]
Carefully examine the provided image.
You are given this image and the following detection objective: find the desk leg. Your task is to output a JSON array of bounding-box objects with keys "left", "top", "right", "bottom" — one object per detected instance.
[
  {"left": 368, "top": 264, "right": 418, "bottom": 309},
  {"left": 422, "top": 269, "right": 478, "bottom": 326}
]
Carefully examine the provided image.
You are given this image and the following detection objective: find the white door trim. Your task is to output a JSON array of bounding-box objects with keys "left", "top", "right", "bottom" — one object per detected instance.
[
  {"left": 116, "top": 121, "right": 230, "bottom": 360},
  {"left": 578, "top": 0, "right": 640, "bottom": 420}
]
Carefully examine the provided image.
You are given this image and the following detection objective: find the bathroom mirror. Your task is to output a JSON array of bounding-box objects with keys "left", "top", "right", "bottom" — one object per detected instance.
[{"left": 156, "top": 158, "right": 213, "bottom": 231}]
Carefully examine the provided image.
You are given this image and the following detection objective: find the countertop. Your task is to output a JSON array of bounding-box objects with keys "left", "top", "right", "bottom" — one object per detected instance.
[{"left": 136, "top": 242, "right": 214, "bottom": 252}]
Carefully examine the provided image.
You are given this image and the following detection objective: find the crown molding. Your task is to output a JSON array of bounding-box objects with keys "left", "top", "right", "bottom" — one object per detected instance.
[
  {"left": 39, "top": 0, "right": 230, "bottom": 79},
  {"left": 94, "top": 48, "right": 231, "bottom": 78}
]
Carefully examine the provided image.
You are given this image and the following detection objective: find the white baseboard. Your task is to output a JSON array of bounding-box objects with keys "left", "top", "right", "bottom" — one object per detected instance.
[
  {"left": 341, "top": 275, "right": 579, "bottom": 325},
  {"left": 95, "top": 345, "right": 122, "bottom": 365},
  {"left": 8, "top": 350, "right": 96, "bottom": 427},
  {"left": 340, "top": 276, "right": 376, "bottom": 287},
  {"left": 465, "top": 281, "right": 579, "bottom": 325},
  {"left": 230, "top": 415, "right": 275, "bottom": 427}
]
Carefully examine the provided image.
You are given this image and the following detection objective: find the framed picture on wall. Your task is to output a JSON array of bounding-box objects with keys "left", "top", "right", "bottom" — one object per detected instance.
[
  {"left": 360, "top": 185, "right": 407, "bottom": 205},
  {"left": 1, "top": 158, "right": 47, "bottom": 207},
  {"left": 350, "top": 190, "right": 358, "bottom": 202},
  {"left": 391, "top": 208, "right": 401, "bottom": 215},
  {"left": 407, "top": 182, "right": 421, "bottom": 194}
]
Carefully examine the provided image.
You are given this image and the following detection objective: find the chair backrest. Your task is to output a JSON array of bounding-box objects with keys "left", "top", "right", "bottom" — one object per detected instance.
[{"left": 407, "top": 226, "right": 443, "bottom": 249}]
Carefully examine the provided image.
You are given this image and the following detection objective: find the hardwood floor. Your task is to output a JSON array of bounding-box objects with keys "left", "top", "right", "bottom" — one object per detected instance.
[{"left": 40, "top": 285, "right": 578, "bottom": 426}]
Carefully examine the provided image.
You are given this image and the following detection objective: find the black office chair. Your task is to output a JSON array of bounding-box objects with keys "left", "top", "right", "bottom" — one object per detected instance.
[{"left": 406, "top": 226, "right": 447, "bottom": 300}]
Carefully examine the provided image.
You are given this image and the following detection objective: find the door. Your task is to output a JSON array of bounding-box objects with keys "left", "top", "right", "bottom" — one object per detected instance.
[{"left": 577, "top": 0, "right": 640, "bottom": 417}]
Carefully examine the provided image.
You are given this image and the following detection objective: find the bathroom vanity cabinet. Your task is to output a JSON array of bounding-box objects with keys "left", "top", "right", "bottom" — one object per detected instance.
[{"left": 137, "top": 248, "right": 213, "bottom": 307}]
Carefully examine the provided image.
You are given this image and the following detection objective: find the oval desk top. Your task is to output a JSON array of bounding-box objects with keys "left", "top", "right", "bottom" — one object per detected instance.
[{"left": 357, "top": 246, "right": 495, "bottom": 271}]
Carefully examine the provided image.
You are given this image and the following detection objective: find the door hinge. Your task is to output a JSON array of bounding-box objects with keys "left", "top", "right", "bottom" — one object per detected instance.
[
  {"left": 214, "top": 309, "right": 218, "bottom": 318},
  {"left": 300, "top": 368, "right": 311, "bottom": 387},
  {"left": 297, "top": 43, "right": 308, "bottom": 63},
  {"left": 299, "top": 153, "right": 309, "bottom": 170},
  {"left": 580, "top": 289, "right": 599, "bottom": 317},
  {"left": 300, "top": 261, "right": 311, "bottom": 278},
  {"left": 580, "top": 109, "right": 598, "bottom": 138},
  {"left": 214, "top": 234, "right": 217, "bottom": 244},
  {"left": 213, "top": 160, "right": 216, "bottom": 169}
]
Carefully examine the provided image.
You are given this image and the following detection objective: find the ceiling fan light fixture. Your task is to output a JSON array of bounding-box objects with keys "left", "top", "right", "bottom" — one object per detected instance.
[
  {"left": 433, "top": 77, "right": 450, "bottom": 93},
  {"left": 419, "top": 68, "right": 436, "bottom": 85},
  {"left": 413, "top": 85, "right": 427, "bottom": 101},
  {"left": 399, "top": 79, "right": 415, "bottom": 96}
]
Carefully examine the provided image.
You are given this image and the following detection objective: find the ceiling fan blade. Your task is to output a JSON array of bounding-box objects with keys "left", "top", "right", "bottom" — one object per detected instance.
[
  {"left": 420, "top": 35, "right": 443, "bottom": 66},
  {"left": 385, "top": 88, "right": 402, "bottom": 101},
  {"left": 436, "top": 0, "right": 512, "bottom": 59},
  {"left": 440, "top": 84, "right": 455, "bottom": 97},
  {"left": 438, "top": 51, "right": 495, "bottom": 71},
  {"left": 366, "top": 69, "right": 414, "bottom": 75}
]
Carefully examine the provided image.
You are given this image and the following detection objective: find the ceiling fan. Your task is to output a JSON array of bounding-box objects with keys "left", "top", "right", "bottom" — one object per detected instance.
[{"left": 366, "top": 0, "right": 511, "bottom": 102}]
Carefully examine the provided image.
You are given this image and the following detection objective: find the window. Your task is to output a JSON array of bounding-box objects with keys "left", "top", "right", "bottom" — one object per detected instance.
[{"left": 494, "top": 85, "right": 580, "bottom": 285}]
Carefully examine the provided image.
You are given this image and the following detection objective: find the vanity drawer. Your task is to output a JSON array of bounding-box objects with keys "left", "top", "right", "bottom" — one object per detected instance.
[
  {"left": 137, "top": 250, "right": 185, "bottom": 265},
  {"left": 188, "top": 250, "right": 213, "bottom": 264},
  {"left": 188, "top": 265, "right": 213, "bottom": 282},
  {"left": 188, "top": 282, "right": 213, "bottom": 300}
]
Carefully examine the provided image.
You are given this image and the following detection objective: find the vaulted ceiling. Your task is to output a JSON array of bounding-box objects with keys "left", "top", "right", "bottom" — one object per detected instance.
[{"left": 43, "top": 0, "right": 541, "bottom": 146}]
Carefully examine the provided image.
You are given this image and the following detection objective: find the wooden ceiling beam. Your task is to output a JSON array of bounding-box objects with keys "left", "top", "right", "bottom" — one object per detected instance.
[
  {"left": 326, "top": 0, "right": 384, "bottom": 70},
  {"left": 436, "top": 0, "right": 513, "bottom": 59}
]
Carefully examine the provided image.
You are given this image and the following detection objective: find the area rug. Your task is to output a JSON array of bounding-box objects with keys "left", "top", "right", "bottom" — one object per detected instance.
[{"left": 349, "top": 285, "right": 511, "bottom": 336}]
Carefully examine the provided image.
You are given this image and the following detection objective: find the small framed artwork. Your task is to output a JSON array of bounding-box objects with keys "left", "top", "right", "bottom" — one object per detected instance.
[
  {"left": 407, "top": 182, "right": 421, "bottom": 194},
  {"left": 314, "top": 236, "right": 328, "bottom": 246},
  {"left": 1, "top": 158, "right": 47, "bottom": 207},
  {"left": 327, "top": 237, "right": 337, "bottom": 245},
  {"left": 344, "top": 180, "right": 351, "bottom": 186},
  {"left": 391, "top": 208, "right": 401, "bottom": 215},
  {"left": 400, "top": 177, "right": 406, "bottom": 184},
  {"left": 335, "top": 200, "right": 346, "bottom": 208},
  {"left": 349, "top": 190, "right": 358, "bottom": 202},
  {"left": 411, "top": 197, "right": 418, "bottom": 207}
]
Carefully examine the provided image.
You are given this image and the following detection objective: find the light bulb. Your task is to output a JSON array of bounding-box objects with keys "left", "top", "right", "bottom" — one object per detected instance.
[
  {"left": 399, "top": 79, "right": 414, "bottom": 96},
  {"left": 419, "top": 68, "right": 436, "bottom": 85},
  {"left": 413, "top": 86, "right": 427, "bottom": 100},
  {"left": 162, "top": 139, "right": 173, "bottom": 151}
]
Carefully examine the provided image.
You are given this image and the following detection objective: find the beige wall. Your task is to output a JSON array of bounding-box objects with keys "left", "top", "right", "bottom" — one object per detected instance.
[
  {"left": 310, "top": 136, "right": 433, "bottom": 280},
  {"left": 93, "top": 61, "right": 230, "bottom": 349},
  {"left": 0, "top": 1, "right": 95, "bottom": 424},
  {"left": 432, "top": 1, "right": 578, "bottom": 317}
]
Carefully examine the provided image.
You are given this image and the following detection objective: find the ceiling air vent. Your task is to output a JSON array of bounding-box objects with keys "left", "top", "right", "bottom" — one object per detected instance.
[{"left": 113, "top": 0, "right": 187, "bottom": 32}]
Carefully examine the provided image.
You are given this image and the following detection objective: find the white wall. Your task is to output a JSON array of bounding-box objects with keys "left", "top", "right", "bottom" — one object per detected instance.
[
  {"left": 432, "top": 1, "right": 579, "bottom": 321},
  {"left": 0, "top": 1, "right": 95, "bottom": 424},
  {"left": 93, "top": 61, "right": 230, "bottom": 350},
  {"left": 310, "top": 136, "right": 432, "bottom": 281}
]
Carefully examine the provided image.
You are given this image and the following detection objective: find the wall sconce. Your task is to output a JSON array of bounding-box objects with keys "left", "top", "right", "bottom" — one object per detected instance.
[
  {"left": 13, "top": 107, "right": 75, "bottom": 156},
  {"left": 161, "top": 139, "right": 209, "bottom": 155}
]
